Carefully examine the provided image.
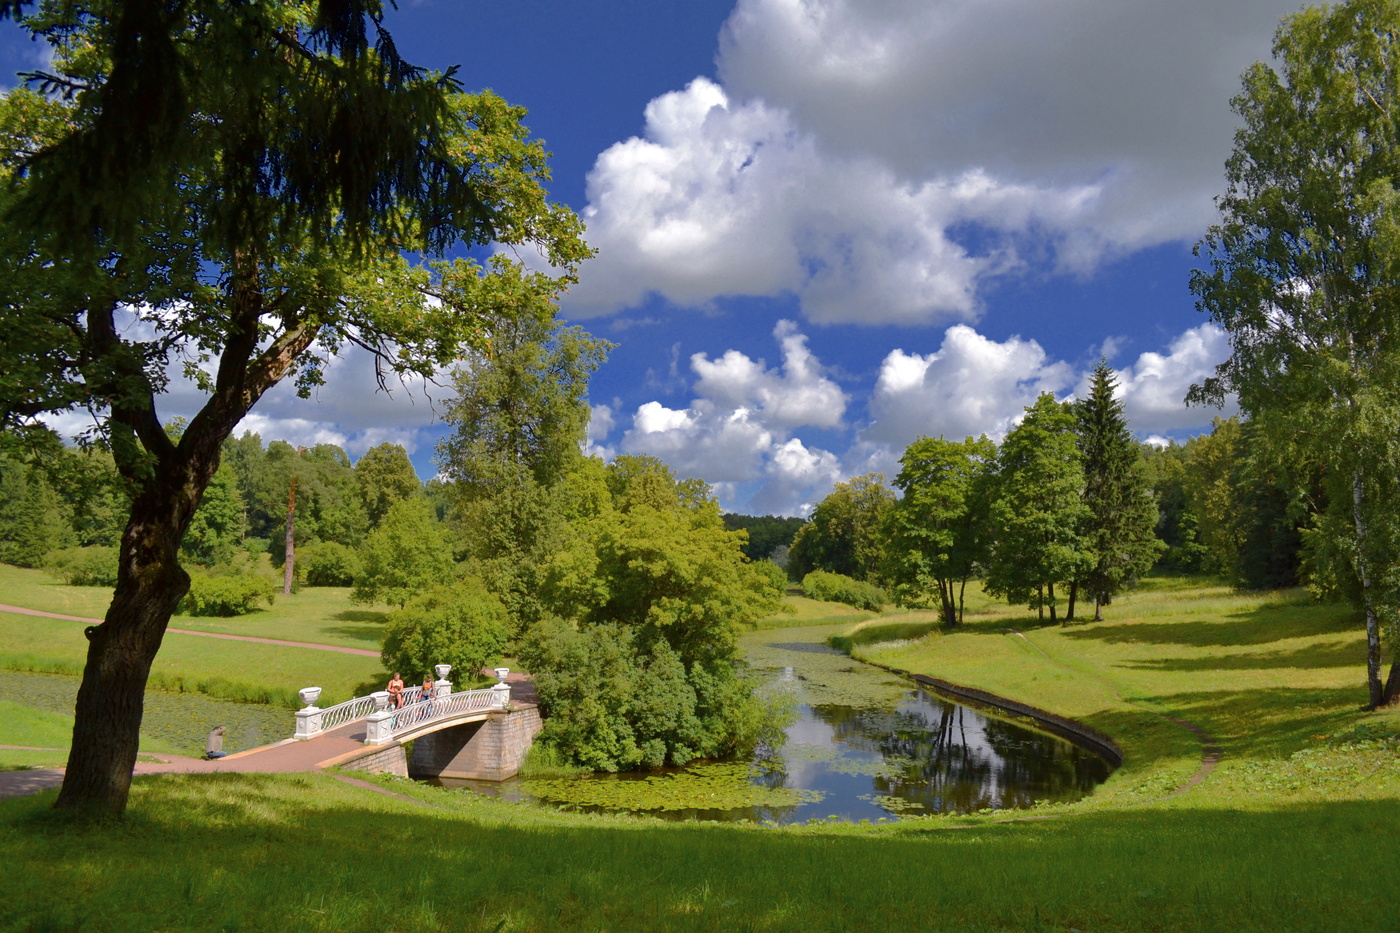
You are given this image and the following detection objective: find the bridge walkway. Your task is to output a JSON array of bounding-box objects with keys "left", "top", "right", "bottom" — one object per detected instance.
[{"left": 0, "top": 675, "right": 540, "bottom": 800}]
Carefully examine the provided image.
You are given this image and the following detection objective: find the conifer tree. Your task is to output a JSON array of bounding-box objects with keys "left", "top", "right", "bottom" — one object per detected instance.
[{"left": 1070, "top": 361, "right": 1162, "bottom": 621}]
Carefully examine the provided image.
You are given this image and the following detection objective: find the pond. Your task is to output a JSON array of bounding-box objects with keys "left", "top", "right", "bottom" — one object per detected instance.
[
  {"left": 440, "top": 625, "right": 1113, "bottom": 823},
  {"left": 0, "top": 670, "right": 293, "bottom": 757}
]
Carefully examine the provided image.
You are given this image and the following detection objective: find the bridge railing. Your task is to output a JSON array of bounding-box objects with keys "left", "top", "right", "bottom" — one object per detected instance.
[
  {"left": 294, "top": 685, "right": 430, "bottom": 739},
  {"left": 295, "top": 665, "right": 512, "bottom": 742},
  {"left": 362, "top": 686, "right": 508, "bottom": 744}
]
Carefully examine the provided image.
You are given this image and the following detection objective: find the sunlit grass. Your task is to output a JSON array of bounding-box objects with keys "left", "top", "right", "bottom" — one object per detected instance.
[
  {"left": 2, "top": 575, "right": 1399, "bottom": 930},
  {"left": 0, "top": 563, "right": 388, "bottom": 650},
  {"left": 0, "top": 608, "right": 385, "bottom": 709}
]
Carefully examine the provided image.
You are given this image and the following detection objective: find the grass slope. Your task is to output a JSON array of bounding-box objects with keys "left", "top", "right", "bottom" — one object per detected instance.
[
  {"left": 0, "top": 576, "right": 1396, "bottom": 930},
  {"left": 0, "top": 769, "right": 1395, "bottom": 932},
  {"left": 0, "top": 564, "right": 389, "bottom": 711}
]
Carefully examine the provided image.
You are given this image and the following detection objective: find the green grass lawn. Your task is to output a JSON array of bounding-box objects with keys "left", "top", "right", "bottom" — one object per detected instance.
[
  {"left": 853, "top": 576, "right": 1400, "bottom": 812},
  {"left": 0, "top": 700, "right": 187, "bottom": 770},
  {"left": 0, "top": 564, "right": 390, "bottom": 710},
  {"left": 0, "top": 563, "right": 389, "bottom": 650},
  {"left": 2, "top": 574, "right": 1397, "bottom": 931}
]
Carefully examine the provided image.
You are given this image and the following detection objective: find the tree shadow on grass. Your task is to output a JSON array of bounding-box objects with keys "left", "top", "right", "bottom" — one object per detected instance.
[
  {"left": 1123, "top": 638, "right": 1367, "bottom": 673},
  {"left": 1060, "top": 598, "right": 1360, "bottom": 648},
  {"left": 14, "top": 774, "right": 1400, "bottom": 932},
  {"left": 333, "top": 610, "right": 388, "bottom": 624},
  {"left": 321, "top": 624, "right": 384, "bottom": 644}
]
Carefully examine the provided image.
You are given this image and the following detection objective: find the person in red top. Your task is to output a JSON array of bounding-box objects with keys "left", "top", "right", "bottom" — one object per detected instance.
[{"left": 386, "top": 673, "right": 404, "bottom": 709}]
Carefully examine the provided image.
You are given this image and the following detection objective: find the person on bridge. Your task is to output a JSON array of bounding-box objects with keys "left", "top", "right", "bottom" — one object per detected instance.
[
  {"left": 419, "top": 675, "right": 435, "bottom": 720},
  {"left": 387, "top": 673, "right": 404, "bottom": 709},
  {"left": 204, "top": 726, "right": 226, "bottom": 760}
]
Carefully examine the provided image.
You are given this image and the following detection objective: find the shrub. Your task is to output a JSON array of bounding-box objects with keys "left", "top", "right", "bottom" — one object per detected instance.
[
  {"left": 800, "top": 570, "right": 887, "bottom": 611},
  {"left": 44, "top": 546, "right": 119, "bottom": 587},
  {"left": 381, "top": 578, "right": 510, "bottom": 683},
  {"left": 179, "top": 566, "right": 274, "bottom": 616},
  {"left": 755, "top": 558, "right": 791, "bottom": 599},
  {"left": 303, "top": 541, "right": 360, "bottom": 587}
]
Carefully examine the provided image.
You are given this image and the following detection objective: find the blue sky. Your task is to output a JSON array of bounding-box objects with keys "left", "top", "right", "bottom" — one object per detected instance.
[{"left": 4, "top": 0, "right": 1306, "bottom": 515}]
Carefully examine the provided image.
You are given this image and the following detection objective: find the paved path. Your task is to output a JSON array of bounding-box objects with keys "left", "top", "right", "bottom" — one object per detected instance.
[
  {"left": 0, "top": 721, "right": 372, "bottom": 801},
  {"left": 0, "top": 675, "right": 540, "bottom": 802},
  {"left": 0, "top": 603, "right": 379, "bottom": 657}
]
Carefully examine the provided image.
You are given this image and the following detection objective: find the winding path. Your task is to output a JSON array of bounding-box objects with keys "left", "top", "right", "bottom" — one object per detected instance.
[{"left": 0, "top": 604, "right": 379, "bottom": 657}]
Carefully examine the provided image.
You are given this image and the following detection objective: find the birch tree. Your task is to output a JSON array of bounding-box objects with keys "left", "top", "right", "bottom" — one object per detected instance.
[{"left": 1190, "top": 0, "right": 1400, "bottom": 705}]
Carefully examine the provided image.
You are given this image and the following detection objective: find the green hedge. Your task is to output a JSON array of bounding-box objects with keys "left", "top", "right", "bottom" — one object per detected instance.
[{"left": 800, "top": 570, "right": 886, "bottom": 612}]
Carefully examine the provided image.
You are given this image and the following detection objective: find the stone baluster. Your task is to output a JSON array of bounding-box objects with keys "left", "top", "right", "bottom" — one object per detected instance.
[
  {"left": 491, "top": 667, "right": 511, "bottom": 710},
  {"left": 433, "top": 662, "right": 453, "bottom": 699},
  {"left": 294, "top": 686, "right": 323, "bottom": 739}
]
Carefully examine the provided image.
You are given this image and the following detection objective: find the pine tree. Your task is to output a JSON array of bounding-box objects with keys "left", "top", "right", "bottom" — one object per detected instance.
[{"left": 1070, "top": 361, "right": 1162, "bottom": 621}]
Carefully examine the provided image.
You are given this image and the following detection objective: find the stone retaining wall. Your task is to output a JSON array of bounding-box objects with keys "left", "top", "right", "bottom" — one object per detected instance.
[{"left": 871, "top": 663, "right": 1124, "bottom": 767}]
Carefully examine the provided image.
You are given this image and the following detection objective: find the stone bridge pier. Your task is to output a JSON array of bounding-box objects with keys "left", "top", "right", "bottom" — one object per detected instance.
[{"left": 408, "top": 706, "right": 543, "bottom": 781}]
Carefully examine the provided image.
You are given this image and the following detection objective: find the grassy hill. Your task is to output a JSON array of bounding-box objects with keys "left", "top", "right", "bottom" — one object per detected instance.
[{"left": 1, "top": 574, "right": 1397, "bottom": 930}]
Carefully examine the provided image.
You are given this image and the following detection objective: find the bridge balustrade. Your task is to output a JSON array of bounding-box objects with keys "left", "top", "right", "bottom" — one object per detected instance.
[
  {"left": 294, "top": 665, "right": 512, "bottom": 743},
  {"left": 364, "top": 686, "right": 506, "bottom": 744}
]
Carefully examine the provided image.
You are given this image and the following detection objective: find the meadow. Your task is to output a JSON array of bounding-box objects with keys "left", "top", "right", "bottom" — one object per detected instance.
[
  {"left": 0, "top": 564, "right": 389, "bottom": 716},
  {"left": 1, "top": 571, "right": 1397, "bottom": 930}
]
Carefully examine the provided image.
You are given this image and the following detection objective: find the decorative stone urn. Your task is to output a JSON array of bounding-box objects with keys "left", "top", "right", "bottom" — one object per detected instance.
[
  {"left": 494, "top": 667, "right": 510, "bottom": 684},
  {"left": 298, "top": 686, "right": 322, "bottom": 710},
  {"left": 434, "top": 663, "right": 452, "bottom": 681},
  {"left": 371, "top": 690, "right": 391, "bottom": 711}
]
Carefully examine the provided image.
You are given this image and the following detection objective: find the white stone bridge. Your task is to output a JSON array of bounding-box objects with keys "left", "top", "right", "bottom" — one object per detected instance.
[{"left": 293, "top": 665, "right": 541, "bottom": 781}]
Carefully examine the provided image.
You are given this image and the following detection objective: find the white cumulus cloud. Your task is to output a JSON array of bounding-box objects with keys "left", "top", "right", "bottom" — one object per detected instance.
[
  {"left": 615, "top": 320, "right": 848, "bottom": 513},
  {"left": 562, "top": 0, "right": 1300, "bottom": 323},
  {"left": 566, "top": 78, "right": 1095, "bottom": 324}
]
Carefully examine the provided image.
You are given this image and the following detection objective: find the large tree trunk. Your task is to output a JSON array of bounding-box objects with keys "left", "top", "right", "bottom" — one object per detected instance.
[
  {"left": 55, "top": 483, "right": 194, "bottom": 815},
  {"left": 1066, "top": 581, "right": 1078, "bottom": 623}
]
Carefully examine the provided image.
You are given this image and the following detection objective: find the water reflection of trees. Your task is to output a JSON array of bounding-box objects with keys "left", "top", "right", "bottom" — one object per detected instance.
[{"left": 807, "top": 691, "right": 1111, "bottom": 815}]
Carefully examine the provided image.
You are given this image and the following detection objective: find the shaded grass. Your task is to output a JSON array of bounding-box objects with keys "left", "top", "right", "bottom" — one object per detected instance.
[{"left": 1, "top": 771, "right": 1397, "bottom": 931}]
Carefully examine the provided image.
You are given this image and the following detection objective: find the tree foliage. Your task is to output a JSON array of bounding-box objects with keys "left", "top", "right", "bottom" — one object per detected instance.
[
  {"left": 881, "top": 435, "right": 995, "bottom": 624},
  {"left": 1189, "top": 0, "right": 1400, "bottom": 704},
  {"left": 787, "top": 474, "right": 895, "bottom": 583},
  {"left": 381, "top": 579, "right": 510, "bottom": 685},
  {"left": 355, "top": 443, "right": 422, "bottom": 528},
  {"left": 985, "top": 394, "right": 1091, "bottom": 622},
  {"left": 522, "top": 455, "right": 784, "bottom": 771},
  {"left": 1071, "top": 362, "right": 1162, "bottom": 620},
  {"left": 0, "top": 0, "right": 589, "bottom": 814},
  {"left": 352, "top": 498, "right": 455, "bottom": 608}
]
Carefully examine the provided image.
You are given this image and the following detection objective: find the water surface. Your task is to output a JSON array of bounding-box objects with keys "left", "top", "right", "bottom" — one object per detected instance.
[
  {"left": 444, "top": 625, "right": 1112, "bottom": 822},
  {"left": 0, "top": 669, "right": 292, "bottom": 755}
]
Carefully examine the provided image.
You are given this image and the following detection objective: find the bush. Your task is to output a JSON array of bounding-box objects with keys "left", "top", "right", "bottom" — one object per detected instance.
[
  {"left": 755, "top": 558, "right": 792, "bottom": 598},
  {"left": 800, "top": 570, "right": 886, "bottom": 611},
  {"left": 303, "top": 541, "right": 360, "bottom": 587},
  {"left": 44, "top": 546, "right": 119, "bottom": 587},
  {"left": 179, "top": 566, "right": 274, "bottom": 616},
  {"left": 381, "top": 578, "right": 510, "bottom": 683}
]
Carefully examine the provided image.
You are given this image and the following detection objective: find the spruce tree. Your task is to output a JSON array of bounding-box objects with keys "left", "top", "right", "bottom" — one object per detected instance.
[{"left": 1071, "top": 361, "right": 1162, "bottom": 621}]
